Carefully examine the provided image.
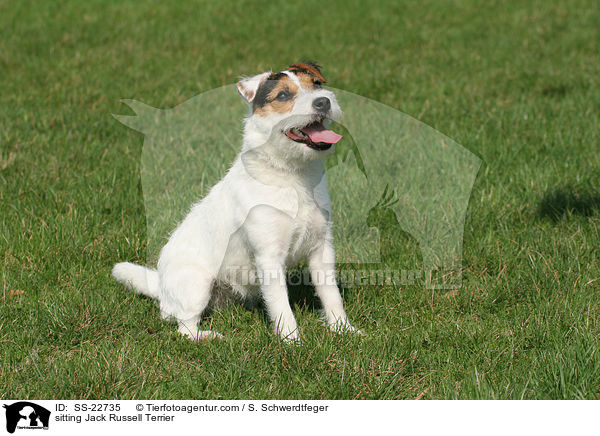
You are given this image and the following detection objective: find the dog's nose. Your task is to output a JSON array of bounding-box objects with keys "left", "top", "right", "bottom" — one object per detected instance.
[{"left": 312, "top": 97, "right": 331, "bottom": 113}]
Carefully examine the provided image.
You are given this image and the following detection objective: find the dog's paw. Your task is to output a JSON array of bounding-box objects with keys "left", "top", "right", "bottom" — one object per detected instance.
[
  {"left": 283, "top": 336, "right": 302, "bottom": 346},
  {"left": 179, "top": 327, "right": 224, "bottom": 341},
  {"left": 329, "top": 321, "right": 364, "bottom": 336},
  {"left": 279, "top": 329, "right": 301, "bottom": 346},
  {"left": 197, "top": 330, "right": 225, "bottom": 341}
]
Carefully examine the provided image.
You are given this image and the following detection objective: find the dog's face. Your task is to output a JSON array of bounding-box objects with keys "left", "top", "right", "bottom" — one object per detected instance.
[{"left": 237, "top": 63, "right": 343, "bottom": 163}]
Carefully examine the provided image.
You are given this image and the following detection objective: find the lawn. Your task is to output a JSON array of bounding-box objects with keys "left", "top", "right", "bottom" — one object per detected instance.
[{"left": 1, "top": 0, "right": 599, "bottom": 399}]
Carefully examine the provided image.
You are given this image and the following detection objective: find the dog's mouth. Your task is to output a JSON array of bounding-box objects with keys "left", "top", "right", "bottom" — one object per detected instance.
[{"left": 284, "top": 120, "right": 343, "bottom": 151}]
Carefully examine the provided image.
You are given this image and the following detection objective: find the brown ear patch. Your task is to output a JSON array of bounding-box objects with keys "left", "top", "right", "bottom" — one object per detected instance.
[
  {"left": 253, "top": 72, "right": 287, "bottom": 109},
  {"left": 253, "top": 74, "right": 299, "bottom": 116},
  {"left": 289, "top": 62, "right": 327, "bottom": 84},
  {"left": 295, "top": 72, "right": 321, "bottom": 90}
]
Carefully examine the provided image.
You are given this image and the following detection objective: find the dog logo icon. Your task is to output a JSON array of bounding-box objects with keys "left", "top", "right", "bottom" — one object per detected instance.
[
  {"left": 2, "top": 402, "right": 50, "bottom": 433},
  {"left": 115, "top": 83, "right": 481, "bottom": 290}
]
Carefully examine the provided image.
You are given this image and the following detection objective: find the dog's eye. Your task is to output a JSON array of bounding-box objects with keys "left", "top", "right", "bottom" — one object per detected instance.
[
  {"left": 275, "top": 90, "right": 292, "bottom": 101},
  {"left": 313, "top": 81, "right": 322, "bottom": 89}
]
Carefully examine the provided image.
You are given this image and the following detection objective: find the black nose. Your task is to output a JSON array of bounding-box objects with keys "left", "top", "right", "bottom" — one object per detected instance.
[{"left": 312, "top": 97, "right": 331, "bottom": 113}]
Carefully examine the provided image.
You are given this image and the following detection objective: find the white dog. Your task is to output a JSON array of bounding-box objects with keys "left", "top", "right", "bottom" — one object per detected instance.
[{"left": 113, "top": 63, "right": 360, "bottom": 342}]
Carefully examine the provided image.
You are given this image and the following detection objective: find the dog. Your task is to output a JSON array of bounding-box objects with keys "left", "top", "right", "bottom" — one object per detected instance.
[{"left": 112, "top": 62, "right": 360, "bottom": 342}]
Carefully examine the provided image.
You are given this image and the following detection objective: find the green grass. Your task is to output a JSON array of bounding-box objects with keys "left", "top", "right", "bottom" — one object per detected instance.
[{"left": 1, "top": 0, "right": 599, "bottom": 399}]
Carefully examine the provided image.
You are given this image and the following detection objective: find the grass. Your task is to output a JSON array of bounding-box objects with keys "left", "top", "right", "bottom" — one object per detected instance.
[{"left": 1, "top": 0, "right": 599, "bottom": 399}]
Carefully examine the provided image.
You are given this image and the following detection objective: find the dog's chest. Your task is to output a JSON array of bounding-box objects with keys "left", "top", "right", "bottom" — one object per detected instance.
[{"left": 286, "top": 190, "right": 328, "bottom": 263}]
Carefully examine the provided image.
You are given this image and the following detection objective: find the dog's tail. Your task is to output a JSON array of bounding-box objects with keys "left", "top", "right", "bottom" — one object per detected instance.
[{"left": 112, "top": 262, "right": 160, "bottom": 299}]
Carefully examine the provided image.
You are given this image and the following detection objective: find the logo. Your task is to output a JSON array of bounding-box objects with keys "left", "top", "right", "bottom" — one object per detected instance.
[
  {"left": 2, "top": 402, "right": 50, "bottom": 434},
  {"left": 115, "top": 85, "right": 481, "bottom": 289}
]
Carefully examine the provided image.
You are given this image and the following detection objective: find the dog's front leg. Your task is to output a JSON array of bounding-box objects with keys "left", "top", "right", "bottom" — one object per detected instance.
[
  {"left": 308, "top": 238, "right": 361, "bottom": 334},
  {"left": 245, "top": 206, "right": 299, "bottom": 343},
  {"left": 257, "top": 258, "right": 299, "bottom": 343}
]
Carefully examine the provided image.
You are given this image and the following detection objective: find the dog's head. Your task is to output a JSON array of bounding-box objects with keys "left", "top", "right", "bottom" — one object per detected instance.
[{"left": 237, "top": 62, "right": 343, "bottom": 164}]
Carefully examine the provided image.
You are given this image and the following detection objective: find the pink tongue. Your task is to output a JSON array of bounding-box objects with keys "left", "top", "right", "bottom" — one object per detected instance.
[{"left": 300, "top": 123, "right": 343, "bottom": 144}]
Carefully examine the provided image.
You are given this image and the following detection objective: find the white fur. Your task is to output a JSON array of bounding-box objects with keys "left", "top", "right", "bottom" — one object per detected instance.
[{"left": 113, "top": 69, "right": 359, "bottom": 343}]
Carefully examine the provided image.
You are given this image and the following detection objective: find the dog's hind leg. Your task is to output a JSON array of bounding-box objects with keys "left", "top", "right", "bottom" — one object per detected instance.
[{"left": 160, "top": 266, "right": 223, "bottom": 341}]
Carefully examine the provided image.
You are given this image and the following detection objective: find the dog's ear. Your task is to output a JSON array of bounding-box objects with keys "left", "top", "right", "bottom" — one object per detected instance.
[
  {"left": 236, "top": 72, "right": 271, "bottom": 104},
  {"left": 289, "top": 62, "right": 326, "bottom": 83}
]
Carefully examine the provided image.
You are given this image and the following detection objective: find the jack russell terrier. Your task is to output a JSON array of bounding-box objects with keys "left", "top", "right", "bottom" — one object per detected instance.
[{"left": 113, "top": 62, "right": 360, "bottom": 343}]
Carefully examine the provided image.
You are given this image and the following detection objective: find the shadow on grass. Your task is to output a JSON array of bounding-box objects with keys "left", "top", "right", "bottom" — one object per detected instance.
[
  {"left": 538, "top": 186, "right": 600, "bottom": 222},
  {"left": 287, "top": 270, "right": 320, "bottom": 311},
  {"left": 206, "top": 269, "right": 359, "bottom": 329}
]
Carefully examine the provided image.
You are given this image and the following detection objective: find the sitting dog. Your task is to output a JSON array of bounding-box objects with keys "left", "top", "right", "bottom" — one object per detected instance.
[{"left": 113, "top": 62, "right": 360, "bottom": 342}]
